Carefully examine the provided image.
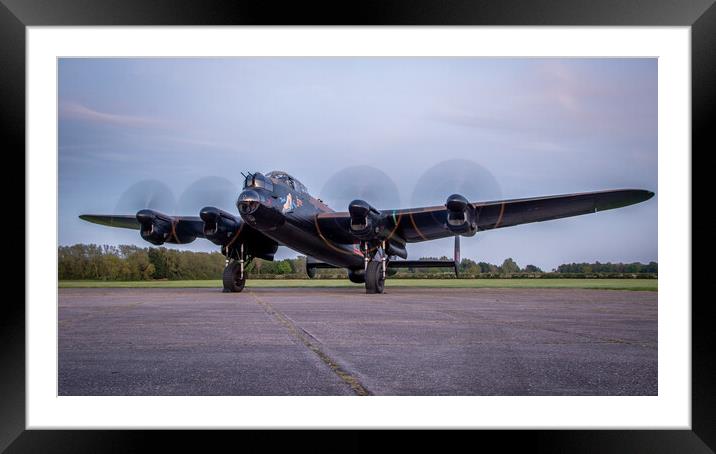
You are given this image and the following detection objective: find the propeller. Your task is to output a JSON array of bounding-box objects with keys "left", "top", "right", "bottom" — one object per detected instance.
[
  {"left": 177, "top": 176, "right": 239, "bottom": 214},
  {"left": 114, "top": 179, "right": 176, "bottom": 214},
  {"left": 320, "top": 165, "right": 401, "bottom": 210},
  {"left": 411, "top": 159, "right": 502, "bottom": 207}
]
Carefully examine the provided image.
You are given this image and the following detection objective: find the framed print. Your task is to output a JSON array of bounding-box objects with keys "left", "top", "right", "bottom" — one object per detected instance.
[{"left": 6, "top": 0, "right": 712, "bottom": 451}]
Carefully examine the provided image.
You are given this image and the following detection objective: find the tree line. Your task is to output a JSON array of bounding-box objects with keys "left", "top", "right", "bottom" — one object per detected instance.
[
  {"left": 58, "top": 244, "right": 657, "bottom": 281},
  {"left": 557, "top": 261, "right": 657, "bottom": 274}
]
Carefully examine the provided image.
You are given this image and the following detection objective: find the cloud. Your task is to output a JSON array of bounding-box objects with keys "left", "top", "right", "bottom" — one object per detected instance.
[
  {"left": 157, "top": 135, "right": 240, "bottom": 151},
  {"left": 538, "top": 61, "right": 584, "bottom": 113},
  {"left": 431, "top": 60, "right": 655, "bottom": 150},
  {"left": 60, "top": 101, "right": 167, "bottom": 128}
]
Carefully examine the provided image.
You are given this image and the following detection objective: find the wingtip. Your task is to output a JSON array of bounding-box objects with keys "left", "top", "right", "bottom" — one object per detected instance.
[
  {"left": 625, "top": 189, "right": 654, "bottom": 202},
  {"left": 640, "top": 190, "right": 655, "bottom": 201}
]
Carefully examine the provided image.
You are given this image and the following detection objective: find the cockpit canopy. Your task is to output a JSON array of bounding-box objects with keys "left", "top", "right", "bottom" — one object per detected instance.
[
  {"left": 243, "top": 170, "right": 308, "bottom": 193},
  {"left": 266, "top": 171, "right": 308, "bottom": 193}
]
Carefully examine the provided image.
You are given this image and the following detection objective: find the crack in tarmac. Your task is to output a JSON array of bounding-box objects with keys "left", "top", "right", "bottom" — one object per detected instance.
[{"left": 248, "top": 290, "right": 371, "bottom": 396}]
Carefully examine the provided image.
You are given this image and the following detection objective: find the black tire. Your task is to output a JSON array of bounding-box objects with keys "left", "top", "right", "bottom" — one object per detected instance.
[
  {"left": 222, "top": 261, "right": 246, "bottom": 293},
  {"left": 364, "top": 261, "right": 385, "bottom": 294},
  {"left": 348, "top": 269, "right": 365, "bottom": 284}
]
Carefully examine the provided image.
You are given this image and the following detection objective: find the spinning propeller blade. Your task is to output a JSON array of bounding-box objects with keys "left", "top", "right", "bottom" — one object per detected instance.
[
  {"left": 320, "top": 165, "right": 401, "bottom": 210},
  {"left": 177, "top": 176, "right": 239, "bottom": 214},
  {"left": 411, "top": 159, "right": 502, "bottom": 207},
  {"left": 114, "top": 179, "right": 176, "bottom": 214}
]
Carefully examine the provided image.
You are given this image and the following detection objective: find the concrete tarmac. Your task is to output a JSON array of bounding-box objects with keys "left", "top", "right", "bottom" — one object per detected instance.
[{"left": 58, "top": 287, "right": 657, "bottom": 396}]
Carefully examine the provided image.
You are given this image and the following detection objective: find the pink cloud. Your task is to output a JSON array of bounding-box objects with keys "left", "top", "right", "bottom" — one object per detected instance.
[{"left": 60, "top": 101, "right": 167, "bottom": 127}]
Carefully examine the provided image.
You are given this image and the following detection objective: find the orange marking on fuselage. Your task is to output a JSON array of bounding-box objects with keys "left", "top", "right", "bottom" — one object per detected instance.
[
  {"left": 408, "top": 211, "right": 428, "bottom": 241},
  {"left": 170, "top": 219, "right": 179, "bottom": 243},
  {"left": 494, "top": 203, "right": 506, "bottom": 229},
  {"left": 385, "top": 212, "right": 402, "bottom": 241},
  {"left": 226, "top": 222, "right": 245, "bottom": 250},
  {"left": 314, "top": 211, "right": 405, "bottom": 256},
  {"left": 314, "top": 215, "right": 359, "bottom": 257},
  {"left": 360, "top": 211, "right": 406, "bottom": 254}
]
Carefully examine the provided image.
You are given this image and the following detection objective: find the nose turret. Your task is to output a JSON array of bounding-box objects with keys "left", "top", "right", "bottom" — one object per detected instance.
[
  {"left": 236, "top": 187, "right": 285, "bottom": 231},
  {"left": 237, "top": 189, "right": 262, "bottom": 215}
]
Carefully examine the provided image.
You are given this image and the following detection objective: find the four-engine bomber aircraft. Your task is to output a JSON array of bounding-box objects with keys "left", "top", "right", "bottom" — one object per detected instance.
[{"left": 80, "top": 170, "right": 654, "bottom": 294}]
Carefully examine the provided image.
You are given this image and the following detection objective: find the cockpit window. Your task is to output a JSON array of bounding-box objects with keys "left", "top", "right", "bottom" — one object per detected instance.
[{"left": 266, "top": 170, "right": 308, "bottom": 193}]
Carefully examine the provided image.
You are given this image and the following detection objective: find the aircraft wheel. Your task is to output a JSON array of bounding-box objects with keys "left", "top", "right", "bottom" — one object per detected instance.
[
  {"left": 222, "top": 261, "right": 246, "bottom": 293},
  {"left": 364, "top": 261, "right": 385, "bottom": 294},
  {"left": 348, "top": 269, "right": 365, "bottom": 284}
]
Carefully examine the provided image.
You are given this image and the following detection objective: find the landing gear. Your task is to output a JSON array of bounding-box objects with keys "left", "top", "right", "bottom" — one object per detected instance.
[
  {"left": 365, "top": 260, "right": 385, "bottom": 294},
  {"left": 222, "top": 261, "right": 246, "bottom": 293},
  {"left": 223, "top": 243, "right": 246, "bottom": 293},
  {"left": 363, "top": 240, "right": 387, "bottom": 294}
]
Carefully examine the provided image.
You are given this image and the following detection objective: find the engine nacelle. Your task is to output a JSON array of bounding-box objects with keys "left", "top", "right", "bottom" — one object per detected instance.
[
  {"left": 348, "top": 269, "right": 365, "bottom": 284},
  {"left": 385, "top": 240, "right": 408, "bottom": 259},
  {"left": 136, "top": 209, "right": 196, "bottom": 245},
  {"left": 200, "top": 206, "right": 241, "bottom": 246},
  {"left": 445, "top": 194, "right": 477, "bottom": 236},
  {"left": 348, "top": 199, "right": 388, "bottom": 241}
]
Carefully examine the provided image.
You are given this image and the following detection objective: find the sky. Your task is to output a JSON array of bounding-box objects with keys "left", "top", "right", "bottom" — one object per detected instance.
[{"left": 58, "top": 58, "right": 657, "bottom": 271}]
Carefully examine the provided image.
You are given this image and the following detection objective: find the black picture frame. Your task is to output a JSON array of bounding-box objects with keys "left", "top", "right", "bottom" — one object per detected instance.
[{"left": 5, "top": 0, "right": 711, "bottom": 451}]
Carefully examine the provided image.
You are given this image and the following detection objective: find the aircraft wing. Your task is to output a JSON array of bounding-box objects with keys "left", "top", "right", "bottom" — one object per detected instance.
[
  {"left": 80, "top": 211, "right": 280, "bottom": 259},
  {"left": 79, "top": 214, "right": 205, "bottom": 238},
  {"left": 315, "top": 189, "right": 654, "bottom": 244}
]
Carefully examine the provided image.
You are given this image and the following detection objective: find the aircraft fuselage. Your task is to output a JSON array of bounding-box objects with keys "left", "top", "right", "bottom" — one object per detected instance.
[{"left": 237, "top": 172, "right": 364, "bottom": 270}]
